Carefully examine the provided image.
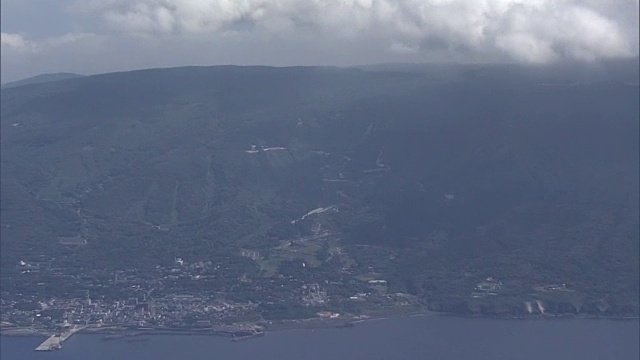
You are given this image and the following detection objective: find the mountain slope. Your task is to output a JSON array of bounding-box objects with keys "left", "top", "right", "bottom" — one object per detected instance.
[{"left": 1, "top": 64, "right": 638, "bottom": 316}]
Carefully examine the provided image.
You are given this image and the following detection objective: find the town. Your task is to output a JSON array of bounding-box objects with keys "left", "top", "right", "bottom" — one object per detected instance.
[{"left": 1, "top": 251, "right": 423, "bottom": 347}]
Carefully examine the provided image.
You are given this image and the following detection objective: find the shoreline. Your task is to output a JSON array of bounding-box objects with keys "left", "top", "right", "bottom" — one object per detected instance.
[{"left": 1, "top": 310, "right": 638, "bottom": 339}]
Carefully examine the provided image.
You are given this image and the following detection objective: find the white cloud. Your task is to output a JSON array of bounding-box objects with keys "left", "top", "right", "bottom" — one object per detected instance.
[
  {"left": 67, "top": 0, "right": 638, "bottom": 64},
  {"left": 1, "top": 33, "right": 35, "bottom": 52},
  {"left": 2, "top": 1, "right": 638, "bottom": 82},
  {"left": 1, "top": 32, "right": 105, "bottom": 82},
  {"left": 388, "top": 42, "right": 418, "bottom": 55},
  {"left": 1, "top": 31, "right": 96, "bottom": 53}
]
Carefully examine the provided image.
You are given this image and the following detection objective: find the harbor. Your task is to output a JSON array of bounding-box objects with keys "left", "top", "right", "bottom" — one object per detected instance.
[{"left": 35, "top": 326, "right": 84, "bottom": 351}]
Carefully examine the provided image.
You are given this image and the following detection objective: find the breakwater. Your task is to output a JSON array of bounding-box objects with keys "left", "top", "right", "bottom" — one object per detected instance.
[{"left": 34, "top": 326, "right": 84, "bottom": 351}]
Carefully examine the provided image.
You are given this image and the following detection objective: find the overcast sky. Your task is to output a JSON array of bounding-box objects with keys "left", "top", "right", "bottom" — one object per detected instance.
[{"left": 1, "top": 0, "right": 638, "bottom": 82}]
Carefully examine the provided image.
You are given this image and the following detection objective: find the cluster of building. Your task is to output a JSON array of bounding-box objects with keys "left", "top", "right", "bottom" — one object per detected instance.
[
  {"left": 1, "top": 249, "right": 424, "bottom": 334},
  {"left": 1, "top": 294, "right": 260, "bottom": 331},
  {"left": 470, "top": 277, "right": 503, "bottom": 298}
]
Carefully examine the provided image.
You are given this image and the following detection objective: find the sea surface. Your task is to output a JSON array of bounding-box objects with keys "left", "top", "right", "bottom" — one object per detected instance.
[{"left": 1, "top": 315, "right": 638, "bottom": 360}]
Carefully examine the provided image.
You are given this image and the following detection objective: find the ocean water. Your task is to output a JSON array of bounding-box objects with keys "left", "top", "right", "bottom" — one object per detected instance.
[{"left": 2, "top": 315, "right": 638, "bottom": 360}]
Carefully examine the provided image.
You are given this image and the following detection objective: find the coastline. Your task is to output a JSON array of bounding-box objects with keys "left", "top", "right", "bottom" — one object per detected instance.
[{"left": 2, "top": 309, "right": 637, "bottom": 340}]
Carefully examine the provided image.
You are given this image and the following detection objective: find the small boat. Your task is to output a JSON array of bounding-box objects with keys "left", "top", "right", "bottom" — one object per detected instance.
[
  {"left": 102, "top": 334, "right": 126, "bottom": 341},
  {"left": 126, "top": 337, "right": 151, "bottom": 343},
  {"left": 336, "top": 322, "right": 355, "bottom": 328},
  {"left": 232, "top": 332, "right": 266, "bottom": 342}
]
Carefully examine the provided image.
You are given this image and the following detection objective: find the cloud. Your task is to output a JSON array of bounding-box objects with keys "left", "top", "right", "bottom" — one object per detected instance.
[
  {"left": 1, "top": 33, "right": 35, "bottom": 52},
  {"left": 2, "top": 1, "right": 638, "bottom": 82},
  {"left": 388, "top": 42, "right": 419, "bottom": 55},
  {"left": 69, "top": 0, "right": 638, "bottom": 64},
  {"left": 1, "top": 32, "right": 105, "bottom": 82},
  {"left": 1, "top": 31, "right": 96, "bottom": 53}
]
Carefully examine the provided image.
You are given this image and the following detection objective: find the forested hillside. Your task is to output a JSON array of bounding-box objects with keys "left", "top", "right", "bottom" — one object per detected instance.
[{"left": 1, "top": 64, "right": 638, "bottom": 316}]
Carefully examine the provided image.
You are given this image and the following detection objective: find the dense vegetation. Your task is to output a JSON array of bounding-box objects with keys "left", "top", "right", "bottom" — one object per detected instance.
[{"left": 1, "top": 63, "right": 638, "bottom": 316}]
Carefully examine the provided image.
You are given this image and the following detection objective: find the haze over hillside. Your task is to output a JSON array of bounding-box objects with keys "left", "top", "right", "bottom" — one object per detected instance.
[{"left": 1, "top": 63, "right": 638, "bottom": 316}]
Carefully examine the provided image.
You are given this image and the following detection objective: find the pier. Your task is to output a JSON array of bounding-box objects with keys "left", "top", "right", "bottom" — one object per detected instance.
[{"left": 35, "top": 326, "right": 84, "bottom": 351}]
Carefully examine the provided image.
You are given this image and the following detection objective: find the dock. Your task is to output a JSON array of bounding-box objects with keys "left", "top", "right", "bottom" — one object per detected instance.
[{"left": 35, "top": 326, "right": 84, "bottom": 351}]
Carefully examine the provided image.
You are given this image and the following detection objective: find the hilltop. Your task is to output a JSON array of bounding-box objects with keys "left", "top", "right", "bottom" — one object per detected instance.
[{"left": 1, "top": 72, "right": 85, "bottom": 89}]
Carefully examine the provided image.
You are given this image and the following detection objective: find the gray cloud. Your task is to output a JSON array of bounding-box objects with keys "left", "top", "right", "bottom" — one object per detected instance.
[{"left": 2, "top": 0, "right": 639, "bottom": 82}]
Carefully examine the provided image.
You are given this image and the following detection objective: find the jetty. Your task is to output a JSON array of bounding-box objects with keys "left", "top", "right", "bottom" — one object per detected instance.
[{"left": 35, "top": 326, "right": 84, "bottom": 351}]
